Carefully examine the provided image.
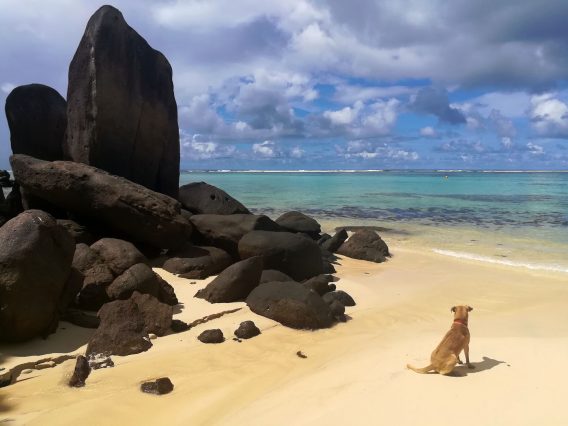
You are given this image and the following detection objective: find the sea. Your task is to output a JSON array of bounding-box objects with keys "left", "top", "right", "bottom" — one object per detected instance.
[{"left": 181, "top": 170, "right": 568, "bottom": 275}]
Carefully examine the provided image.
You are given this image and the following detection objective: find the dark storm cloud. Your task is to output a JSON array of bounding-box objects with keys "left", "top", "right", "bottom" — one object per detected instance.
[{"left": 410, "top": 88, "right": 466, "bottom": 124}]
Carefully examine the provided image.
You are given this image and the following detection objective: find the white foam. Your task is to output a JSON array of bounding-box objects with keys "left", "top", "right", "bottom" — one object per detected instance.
[{"left": 432, "top": 249, "right": 568, "bottom": 274}]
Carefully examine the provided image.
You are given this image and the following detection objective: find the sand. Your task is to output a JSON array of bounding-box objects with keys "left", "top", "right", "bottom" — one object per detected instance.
[{"left": 2, "top": 245, "right": 568, "bottom": 425}]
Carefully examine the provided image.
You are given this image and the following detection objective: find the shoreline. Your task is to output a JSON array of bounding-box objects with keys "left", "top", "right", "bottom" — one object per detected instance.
[{"left": 2, "top": 245, "right": 568, "bottom": 425}]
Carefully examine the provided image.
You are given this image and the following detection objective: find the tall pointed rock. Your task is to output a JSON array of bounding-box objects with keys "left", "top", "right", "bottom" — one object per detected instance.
[{"left": 65, "top": 5, "right": 180, "bottom": 198}]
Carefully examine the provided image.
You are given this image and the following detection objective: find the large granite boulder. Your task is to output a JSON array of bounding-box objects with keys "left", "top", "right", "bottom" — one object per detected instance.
[
  {"left": 320, "top": 229, "right": 348, "bottom": 253},
  {"left": 91, "top": 238, "right": 147, "bottom": 276},
  {"left": 162, "top": 245, "right": 232, "bottom": 279},
  {"left": 86, "top": 298, "right": 152, "bottom": 356},
  {"left": 106, "top": 263, "right": 160, "bottom": 301},
  {"left": 337, "top": 230, "right": 390, "bottom": 263},
  {"left": 131, "top": 291, "right": 172, "bottom": 337},
  {"left": 238, "top": 231, "right": 323, "bottom": 281},
  {"left": 0, "top": 210, "right": 75, "bottom": 342},
  {"left": 71, "top": 243, "right": 114, "bottom": 310},
  {"left": 56, "top": 219, "right": 97, "bottom": 245},
  {"left": 179, "top": 182, "right": 250, "bottom": 215},
  {"left": 190, "top": 214, "right": 282, "bottom": 258},
  {"left": 5, "top": 84, "right": 66, "bottom": 161},
  {"left": 259, "top": 269, "right": 294, "bottom": 284},
  {"left": 195, "top": 256, "right": 263, "bottom": 303},
  {"left": 66, "top": 5, "right": 180, "bottom": 198},
  {"left": 246, "top": 281, "right": 333, "bottom": 330},
  {"left": 10, "top": 155, "right": 192, "bottom": 249},
  {"left": 275, "top": 211, "right": 321, "bottom": 238}
]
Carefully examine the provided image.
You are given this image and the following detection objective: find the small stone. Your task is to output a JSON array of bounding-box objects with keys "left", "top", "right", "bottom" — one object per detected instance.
[
  {"left": 148, "top": 333, "right": 157, "bottom": 340},
  {"left": 140, "top": 377, "right": 174, "bottom": 395},
  {"left": 69, "top": 355, "right": 91, "bottom": 387},
  {"left": 296, "top": 351, "right": 307, "bottom": 359},
  {"left": 171, "top": 319, "right": 190, "bottom": 333},
  {"left": 234, "top": 321, "right": 261, "bottom": 339},
  {"left": 22, "top": 369, "right": 33, "bottom": 374},
  {"left": 197, "top": 329, "right": 224, "bottom": 344}
]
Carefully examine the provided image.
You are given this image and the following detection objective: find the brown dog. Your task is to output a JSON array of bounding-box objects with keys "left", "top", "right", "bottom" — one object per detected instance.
[{"left": 407, "top": 305, "right": 474, "bottom": 375}]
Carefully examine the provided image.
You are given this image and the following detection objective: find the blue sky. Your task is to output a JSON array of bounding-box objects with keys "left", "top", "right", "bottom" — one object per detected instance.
[{"left": 1, "top": 0, "right": 568, "bottom": 170}]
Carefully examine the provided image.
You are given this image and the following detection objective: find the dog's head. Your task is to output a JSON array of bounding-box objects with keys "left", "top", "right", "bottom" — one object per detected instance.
[{"left": 451, "top": 305, "right": 473, "bottom": 320}]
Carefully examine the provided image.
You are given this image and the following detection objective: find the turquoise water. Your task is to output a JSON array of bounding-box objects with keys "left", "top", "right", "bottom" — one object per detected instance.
[{"left": 181, "top": 171, "right": 568, "bottom": 273}]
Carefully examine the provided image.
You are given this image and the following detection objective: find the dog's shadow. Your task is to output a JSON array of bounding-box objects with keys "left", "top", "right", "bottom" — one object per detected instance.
[{"left": 449, "top": 356, "right": 507, "bottom": 377}]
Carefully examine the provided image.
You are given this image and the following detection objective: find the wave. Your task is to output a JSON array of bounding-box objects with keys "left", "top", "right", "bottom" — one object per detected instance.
[{"left": 432, "top": 249, "right": 568, "bottom": 273}]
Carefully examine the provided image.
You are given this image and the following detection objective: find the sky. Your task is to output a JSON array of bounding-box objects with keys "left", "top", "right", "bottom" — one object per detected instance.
[{"left": 1, "top": 0, "right": 568, "bottom": 170}]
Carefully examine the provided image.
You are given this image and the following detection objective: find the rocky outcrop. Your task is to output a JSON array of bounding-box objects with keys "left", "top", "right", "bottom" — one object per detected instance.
[
  {"left": 238, "top": 231, "right": 323, "bottom": 281},
  {"left": 162, "top": 245, "right": 232, "bottom": 279},
  {"left": 259, "top": 269, "right": 294, "bottom": 284},
  {"left": 195, "top": 256, "right": 263, "bottom": 303},
  {"left": 234, "top": 321, "right": 260, "bottom": 339},
  {"left": 86, "top": 298, "right": 152, "bottom": 356},
  {"left": 10, "top": 155, "right": 192, "bottom": 249},
  {"left": 66, "top": 5, "right": 180, "bottom": 198},
  {"left": 0, "top": 210, "right": 75, "bottom": 342},
  {"left": 130, "top": 291, "right": 172, "bottom": 337},
  {"left": 106, "top": 263, "right": 160, "bottom": 301},
  {"left": 337, "top": 230, "right": 390, "bottom": 263},
  {"left": 320, "top": 229, "right": 348, "bottom": 253},
  {"left": 246, "top": 281, "right": 333, "bottom": 329},
  {"left": 275, "top": 211, "right": 321, "bottom": 238},
  {"left": 5, "top": 84, "right": 67, "bottom": 161},
  {"left": 179, "top": 182, "right": 250, "bottom": 215},
  {"left": 91, "top": 238, "right": 147, "bottom": 275},
  {"left": 190, "top": 214, "right": 282, "bottom": 258},
  {"left": 56, "top": 219, "right": 97, "bottom": 245}
]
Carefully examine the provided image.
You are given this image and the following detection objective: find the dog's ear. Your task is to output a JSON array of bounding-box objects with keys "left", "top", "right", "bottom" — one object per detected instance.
[
  {"left": 467, "top": 306, "right": 473, "bottom": 312},
  {"left": 451, "top": 306, "right": 456, "bottom": 313}
]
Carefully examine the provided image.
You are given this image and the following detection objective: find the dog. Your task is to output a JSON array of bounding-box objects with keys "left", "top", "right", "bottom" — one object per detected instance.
[{"left": 407, "top": 305, "right": 474, "bottom": 375}]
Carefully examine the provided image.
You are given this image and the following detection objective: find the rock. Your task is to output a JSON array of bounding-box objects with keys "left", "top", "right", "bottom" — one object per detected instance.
[
  {"left": 62, "top": 308, "right": 100, "bottom": 329},
  {"left": 10, "top": 155, "right": 192, "bottom": 249},
  {"left": 302, "top": 274, "right": 336, "bottom": 296},
  {"left": 337, "top": 230, "right": 390, "bottom": 263},
  {"left": 246, "top": 281, "right": 333, "bottom": 330},
  {"left": 238, "top": 231, "right": 323, "bottom": 281},
  {"left": 170, "top": 319, "right": 190, "bottom": 333},
  {"left": 56, "top": 219, "right": 97, "bottom": 245},
  {"left": 323, "top": 290, "right": 356, "bottom": 307},
  {"left": 0, "top": 170, "right": 12, "bottom": 187},
  {"left": 179, "top": 182, "right": 250, "bottom": 215},
  {"left": 0, "top": 210, "right": 75, "bottom": 342},
  {"left": 71, "top": 244, "right": 114, "bottom": 311},
  {"left": 130, "top": 291, "right": 172, "bottom": 337},
  {"left": 195, "top": 257, "right": 263, "bottom": 303},
  {"left": 90, "top": 238, "right": 147, "bottom": 276},
  {"left": 140, "top": 377, "right": 174, "bottom": 395},
  {"left": 66, "top": 5, "right": 179, "bottom": 198},
  {"left": 322, "top": 261, "right": 336, "bottom": 274},
  {"left": 328, "top": 300, "right": 345, "bottom": 319},
  {"left": 317, "top": 234, "right": 331, "bottom": 245},
  {"left": 86, "top": 299, "right": 152, "bottom": 356},
  {"left": 197, "top": 329, "right": 224, "bottom": 343},
  {"left": 162, "top": 245, "right": 232, "bottom": 279},
  {"left": 259, "top": 269, "right": 295, "bottom": 284},
  {"left": 157, "top": 277, "right": 178, "bottom": 306},
  {"left": 320, "top": 229, "right": 348, "bottom": 253},
  {"left": 106, "top": 263, "right": 160, "bottom": 301},
  {"left": 234, "top": 321, "right": 260, "bottom": 339},
  {"left": 3, "top": 183, "right": 23, "bottom": 219},
  {"left": 88, "top": 354, "right": 114, "bottom": 370},
  {"left": 275, "top": 211, "right": 321, "bottom": 238},
  {"left": 68, "top": 355, "right": 90, "bottom": 387},
  {"left": 189, "top": 214, "right": 281, "bottom": 258},
  {"left": 5, "top": 84, "right": 66, "bottom": 161}
]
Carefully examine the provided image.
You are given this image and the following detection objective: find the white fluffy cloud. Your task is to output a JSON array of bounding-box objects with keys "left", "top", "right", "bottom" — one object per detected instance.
[{"left": 530, "top": 93, "right": 568, "bottom": 137}]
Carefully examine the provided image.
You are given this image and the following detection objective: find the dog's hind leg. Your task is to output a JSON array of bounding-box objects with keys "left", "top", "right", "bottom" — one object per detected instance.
[{"left": 438, "top": 354, "right": 458, "bottom": 375}]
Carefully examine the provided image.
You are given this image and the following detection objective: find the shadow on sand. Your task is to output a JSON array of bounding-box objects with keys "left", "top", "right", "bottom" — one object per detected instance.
[{"left": 450, "top": 356, "right": 507, "bottom": 377}]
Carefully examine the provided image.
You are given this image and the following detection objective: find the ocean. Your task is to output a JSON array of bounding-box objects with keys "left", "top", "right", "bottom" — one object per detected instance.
[{"left": 181, "top": 170, "right": 568, "bottom": 274}]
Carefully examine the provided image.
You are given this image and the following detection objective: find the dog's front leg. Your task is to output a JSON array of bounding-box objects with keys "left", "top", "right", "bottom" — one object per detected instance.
[{"left": 464, "top": 344, "right": 474, "bottom": 369}]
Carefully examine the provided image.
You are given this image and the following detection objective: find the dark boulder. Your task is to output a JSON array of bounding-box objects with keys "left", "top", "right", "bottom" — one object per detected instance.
[
  {"left": 0, "top": 210, "right": 75, "bottom": 342},
  {"left": 195, "top": 256, "right": 263, "bottom": 303},
  {"left": 322, "top": 261, "right": 337, "bottom": 274},
  {"left": 86, "top": 299, "right": 152, "bottom": 356},
  {"left": 131, "top": 291, "right": 172, "bottom": 337},
  {"left": 71, "top": 243, "right": 114, "bottom": 311},
  {"left": 302, "top": 274, "right": 336, "bottom": 296},
  {"left": 234, "top": 321, "right": 260, "bottom": 339},
  {"left": 0, "top": 170, "right": 13, "bottom": 187},
  {"left": 179, "top": 182, "right": 250, "bottom": 215},
  {"left": 170, "top": 319, "right": 190, "bottom": 333},
  {"left": 321, "top": 229, "right": 348, "bottom": 253},
  {"left": 162, "top": 245, "right": 232, "bottom": 279},
  {"left": 275, "top": 211, "right": 321, "bottom": 237},
  {"left": 157, "top": 277, "right": 178, "bottom": 306},
  {"left": 66, "top": 5, "right": 179, "bottom": 198},
  {"left": 5, "top": 84, "right": 66, "bottom": 161},
  {"left": 90, "top": 238, "right": 147, "bottom": 276},
  {"left": 317, "top": 234, "right": 331, "bottom": 245},
  {"left": 140, "top": 377, "right": 174, "bottom": 395},
  {"left": 106, "top": 263, "right": 160, "bottom": 300},
  {"left": 337, "top": 230, "right": 390, "bottom": 263},
  {"left": 328, "top": 300, "right": 346, "bottom": 320},
  {"left": 238, "top": 231, "right": 323, "bottom": 281},
  {"left": 246, "top": 281, "right": 333, "bottom": 330},
  {"left": 323, "top": 290, "right": 356, "bottom": 307},
  {"left": 197, "top": 329, "right": 224, "bottom": 344},
  {"left": 10, "top": 155, "right": 192, "bottom": 249},
  {"left": 68, "top": 355, "right": 91, "bottom": 387},
  {"left": 3, "top": 183, "right": 23, "bottom": 219},
  {"left": 56, "top": 219, "right": 97, "bottom": 245},
  {"left": 189, "top": 214, "right": 281, "bottom": 258},
  {"left": 259, "top": 269, "right": 294, "bottom": 284}
]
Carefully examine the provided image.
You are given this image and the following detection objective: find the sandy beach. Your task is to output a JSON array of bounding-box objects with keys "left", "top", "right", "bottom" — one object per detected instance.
[{"left": 2, "top": 241, "right": 567, "bottom": 426}]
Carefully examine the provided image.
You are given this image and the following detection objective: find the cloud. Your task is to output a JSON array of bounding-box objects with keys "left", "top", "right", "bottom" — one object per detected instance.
[
  {"left": 530, "top": 93, "right": 568, "bottom": 138},
  {"left": 342, "top": 140, "right": 419, "bottom": 161},
  {"left": 420, "top": 126, "right": 437, "bottom": 137},
  {"left": 180, "top": 133, "right": 237, "bottom": 160},
  {"left": 252, "top": 140, "right": 279, "bottom": 158},
  {"left": 410, "top": 87, "right": 466, "bottom": 124}
]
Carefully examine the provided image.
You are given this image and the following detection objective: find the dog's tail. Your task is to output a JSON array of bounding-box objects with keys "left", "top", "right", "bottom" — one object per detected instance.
[{"left": 406, "top": 363, "right": 435, "bottom": 374}]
